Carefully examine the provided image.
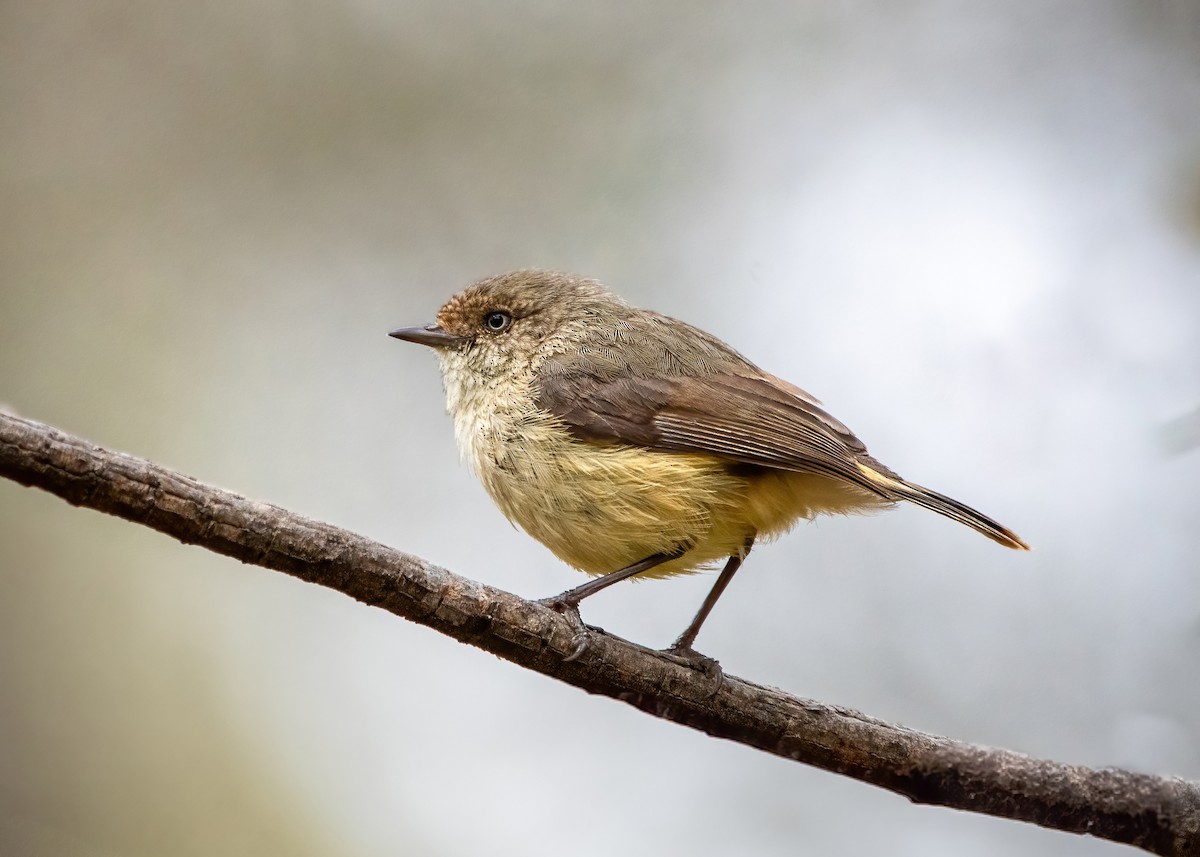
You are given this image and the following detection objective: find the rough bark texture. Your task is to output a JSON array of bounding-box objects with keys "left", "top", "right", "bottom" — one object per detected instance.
[{"left": 1, "top": 412, "right": 1197, "bottom": 856}]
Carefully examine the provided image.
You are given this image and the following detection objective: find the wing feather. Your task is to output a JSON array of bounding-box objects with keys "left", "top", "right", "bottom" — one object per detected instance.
[{"left": 537, "top": 359, "right": 890, "bottom": 495}]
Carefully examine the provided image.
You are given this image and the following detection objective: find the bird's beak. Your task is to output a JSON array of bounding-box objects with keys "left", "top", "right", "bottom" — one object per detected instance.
[{"left": 389, "top": 324, "right": 466, "bottom": 348}]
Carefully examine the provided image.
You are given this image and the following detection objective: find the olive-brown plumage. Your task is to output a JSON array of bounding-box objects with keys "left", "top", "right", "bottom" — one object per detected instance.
[{"left": 391, "top": 270, "right": 1027, "bottom": 655}]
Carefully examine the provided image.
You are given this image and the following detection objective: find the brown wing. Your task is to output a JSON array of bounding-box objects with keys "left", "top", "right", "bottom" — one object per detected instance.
[
  {"left": 535, "top": 321, "right": 895, "bottom": 495},
  {"left": 534, "top": 312, "right": 1030, "bottom": 550}
]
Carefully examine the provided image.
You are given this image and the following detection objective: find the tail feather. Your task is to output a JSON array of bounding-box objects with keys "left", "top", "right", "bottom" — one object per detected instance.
[{"left": 857, "top": 464, "right": 1030, "bottom": 550}]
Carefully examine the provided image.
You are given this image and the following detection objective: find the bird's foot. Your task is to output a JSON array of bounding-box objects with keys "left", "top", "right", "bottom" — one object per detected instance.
[
  {"left": 662, "top": 644, "right": 725, "bottom": 696},
  {"left": 536, "top": 594, "right": 592, "bottom": 662}
]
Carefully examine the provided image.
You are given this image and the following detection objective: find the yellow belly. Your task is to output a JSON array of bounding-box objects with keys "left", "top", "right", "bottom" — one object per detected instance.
[{"left": 476, "top": 420, "right": 886, "bottom": 579}]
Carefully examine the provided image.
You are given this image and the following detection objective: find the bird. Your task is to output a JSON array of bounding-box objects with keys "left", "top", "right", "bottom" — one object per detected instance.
[{"left": 391, "top": 270, "right": 1028, "bottom": 659}]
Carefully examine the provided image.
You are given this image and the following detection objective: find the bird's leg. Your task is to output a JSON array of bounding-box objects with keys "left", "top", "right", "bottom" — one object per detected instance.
[
  {"left": 539, "top": 545, "right": 689, "bottom": 661},
  {"left": 539, "top": 546, "right": 689, "bottom": 612},
  {"left": 665, "top": 533, "right": 756, "bottom": 675}
]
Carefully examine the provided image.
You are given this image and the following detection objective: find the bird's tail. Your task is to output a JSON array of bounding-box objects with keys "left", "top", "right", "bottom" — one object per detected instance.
[{"left": 857, "top": 463, "right": 1030, "bottom": 550}]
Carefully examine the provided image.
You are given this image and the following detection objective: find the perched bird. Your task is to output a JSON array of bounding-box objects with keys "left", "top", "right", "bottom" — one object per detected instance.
[{"left": 391, "top": 270, "right": 1028, "bottom": 658}]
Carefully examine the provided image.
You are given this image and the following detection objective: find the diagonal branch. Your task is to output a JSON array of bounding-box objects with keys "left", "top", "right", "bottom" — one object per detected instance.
[{"left": 1, "top": 411, "right": 1197, "bottom": 856}]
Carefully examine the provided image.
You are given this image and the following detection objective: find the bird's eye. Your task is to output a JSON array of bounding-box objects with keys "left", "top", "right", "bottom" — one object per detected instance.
[{"left": 483, "top": 311, "right": 512, "bottom": 333}]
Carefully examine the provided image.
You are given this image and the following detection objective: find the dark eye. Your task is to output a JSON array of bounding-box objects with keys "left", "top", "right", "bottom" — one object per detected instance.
[{"left": 483, "top": 311, "right": 512, "bottom": 333}]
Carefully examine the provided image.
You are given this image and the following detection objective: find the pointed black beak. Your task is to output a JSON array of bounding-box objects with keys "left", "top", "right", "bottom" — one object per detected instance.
[{"left": 389, "top": 324, "right": 466, "bottom": 348}]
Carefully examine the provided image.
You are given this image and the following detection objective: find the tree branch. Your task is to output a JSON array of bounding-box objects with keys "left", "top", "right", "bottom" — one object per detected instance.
[{"left": 1, "top": 412, "right": 1196, "bottom": 855}]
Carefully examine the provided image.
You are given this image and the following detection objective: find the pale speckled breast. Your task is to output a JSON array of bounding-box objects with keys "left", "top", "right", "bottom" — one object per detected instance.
[{"left": 437, "top": 350, "right": 743, "bottom": 576}]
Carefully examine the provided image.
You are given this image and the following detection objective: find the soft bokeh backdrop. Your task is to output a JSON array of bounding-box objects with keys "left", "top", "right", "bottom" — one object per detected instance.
[{"left": 3, "top": 2, "right": 1199, "bottom": 855}]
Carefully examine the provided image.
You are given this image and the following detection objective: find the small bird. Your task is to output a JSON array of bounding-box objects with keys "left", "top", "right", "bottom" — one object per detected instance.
[{"left": 391, "top": 270, "right": 1028, "bottom": 659}]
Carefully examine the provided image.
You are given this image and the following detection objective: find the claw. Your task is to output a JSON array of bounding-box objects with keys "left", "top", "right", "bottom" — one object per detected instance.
[{"left": 561, "top": 631, "right": 590, "bottom": 662}]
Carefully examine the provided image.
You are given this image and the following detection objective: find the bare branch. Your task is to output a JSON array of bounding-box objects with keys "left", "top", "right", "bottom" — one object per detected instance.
[{"left": 1, "top": 412, "right": 1197, "bottom": 856}]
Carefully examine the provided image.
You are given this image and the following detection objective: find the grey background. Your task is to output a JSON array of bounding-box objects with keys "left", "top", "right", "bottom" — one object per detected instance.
[{"left": 2, "top": 2, "right": 1199, "bottom": 855}]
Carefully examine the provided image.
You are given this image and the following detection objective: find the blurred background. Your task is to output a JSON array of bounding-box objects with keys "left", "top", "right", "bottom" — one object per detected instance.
[{"left": 2, "top": 2, "right": 1199, "bottom": 855}]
